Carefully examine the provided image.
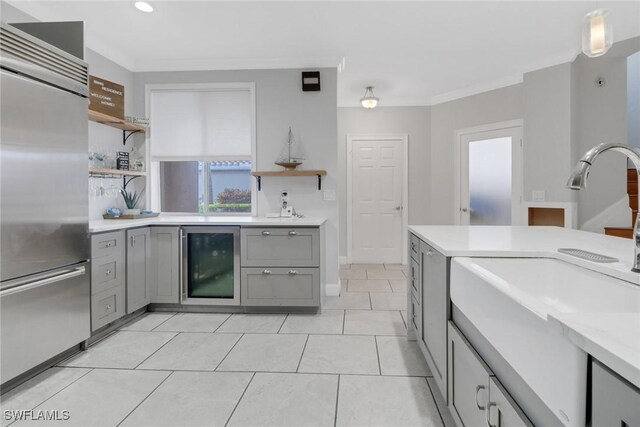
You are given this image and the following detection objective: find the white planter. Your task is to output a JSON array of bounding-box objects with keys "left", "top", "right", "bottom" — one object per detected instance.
[{"left": 124, "top": 209, "right": 140, "bottom": 215}]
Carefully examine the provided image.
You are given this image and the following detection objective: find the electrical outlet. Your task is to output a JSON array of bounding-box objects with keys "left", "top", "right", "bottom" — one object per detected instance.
[
  {"left": 323, "top": 189, "right": 336, "bottom": 201},
  {"left": 532, "top": 190, "right": 546, "bottom": 202}
]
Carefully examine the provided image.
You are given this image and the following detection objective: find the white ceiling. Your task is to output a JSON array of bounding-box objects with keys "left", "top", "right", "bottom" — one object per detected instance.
[{"left": 6, "top": 1, "right": 640, "bottom": 106}]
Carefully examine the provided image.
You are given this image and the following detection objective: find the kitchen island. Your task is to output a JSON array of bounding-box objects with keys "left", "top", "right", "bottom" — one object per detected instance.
[{"left": 407, "top": 225, "right": 639, "bottom": 427}]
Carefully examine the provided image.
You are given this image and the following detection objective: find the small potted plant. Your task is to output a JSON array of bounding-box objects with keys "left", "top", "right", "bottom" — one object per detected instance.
[{"left": 120, "top": 185, "right": 142, "bottom": 216}]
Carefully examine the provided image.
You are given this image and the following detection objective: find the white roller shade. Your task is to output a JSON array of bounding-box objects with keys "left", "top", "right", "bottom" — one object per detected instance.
[{"left": 150, "top": 86, "right": 253, "bottom": 160}]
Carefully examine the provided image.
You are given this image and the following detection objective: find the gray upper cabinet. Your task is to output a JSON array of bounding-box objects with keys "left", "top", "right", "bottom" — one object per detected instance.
[
  {"left": 420, "top": 240, "right": 449, "bottom": 400},
  {"left": 241, "top": 227, "right": 319, "bottom": 267},
  {"left": 126, "top": 227, "right": 151, "bottom": 313},
  {"left": 592, "top": 359, "right": 640, "bottom": 427},
  {"left": 150, "top": 226, "right": 180, "bottom": 304}
]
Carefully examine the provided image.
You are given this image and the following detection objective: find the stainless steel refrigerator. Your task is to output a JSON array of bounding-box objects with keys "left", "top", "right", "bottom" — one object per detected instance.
[{"left": 0, "top": 23, "right": 90, "bottom": 386}]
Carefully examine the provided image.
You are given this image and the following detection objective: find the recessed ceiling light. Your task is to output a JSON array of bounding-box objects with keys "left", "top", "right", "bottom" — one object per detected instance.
[{"left": 134, "top": 1, "right": 153, "bottom": 13}]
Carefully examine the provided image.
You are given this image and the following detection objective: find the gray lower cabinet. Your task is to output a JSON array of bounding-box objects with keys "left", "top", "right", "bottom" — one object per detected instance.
[
  {"left": 126, "top": 227, "right": 151, "bottom": 313},
  {"left": 241, "top": 267, "right": 319, "bottom": 306},
  {"left": 419, "top": 239, "right": 449, "bottom": 400},
  {"left": 150, "top": 226, "right": 180, "bottom": 304},
  {"left": 448, "top": 322, "right": 532, "bottom": 427},
  {"left": 592, "top": 359, "right": 640, "bottom": 427},
  {"left": 240, "top": 227, "right": 321, "bottom": 307},
  {"left": 90, "top": 230, "right": 126, "bottom": 331}
]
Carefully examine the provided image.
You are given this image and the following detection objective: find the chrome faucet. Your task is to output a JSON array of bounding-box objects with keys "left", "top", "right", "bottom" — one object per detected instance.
[{"left": 566, "top": 142, "right": 640, "bottom": 273}]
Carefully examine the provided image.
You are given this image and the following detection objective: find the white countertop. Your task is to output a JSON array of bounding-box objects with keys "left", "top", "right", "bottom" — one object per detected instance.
[
  {"left": 410, "top": 225, "right": 640, "bottom": 387},
  {"left": 90, "top": 215, "right": 326, "bottom": 233}
]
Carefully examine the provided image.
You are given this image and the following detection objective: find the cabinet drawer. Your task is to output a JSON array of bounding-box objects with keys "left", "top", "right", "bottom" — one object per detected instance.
[
  {"left": 592, "top": 360, "right": 640, "bottom": 426},
  {"left": 410, "top": 234, "right": 420, "bottom": 261},
  {"left": 409, "top": 256, "right": 420, "bottom": 300},
  {"left": 90, "top": 253, "right": 124, "bottom": 295},
  {"left": 241, "top": 228, "right": 319, "bottom": 267},
  {"left": 91, "top": 230, "right": 125, "bottom": 259},
  {"left": 241, "top": 267, "right": 320, "bottom": 307},
  {"left": 91, "top": 285, "right": 125, "bottom": 331}
]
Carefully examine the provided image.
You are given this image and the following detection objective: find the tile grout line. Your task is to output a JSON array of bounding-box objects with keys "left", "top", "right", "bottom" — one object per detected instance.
[
  {"left": 212, "top": 313, "right": 234, "bottom": 333},
  {"left": 276, "top": 314, "right": 289, "bottom": 334},
  {"left": 400, "top": 309, "right": 407, "bottom": 329},
  {"left": 12, "top": 367, "right": 95, "bottom": 418},
  {"left": 295, "top": 334, "right": 311, "bottom": 373},
  {"left": 213, "top": 333, "right": 245, "bottom": 371},
  {"left": 368, "top": 292, "right": 372, "bottom": 310},
  {"left": 116, "top": 370, "right": 174, "bottom": 427},
  {"left": 341, "top": 310, "right": 346, "bottom": 335},
  {"left": 374, "top": 336, "right": 382, "bottom": 376},
  {"left": 425, "top": 377, "right": 448, "bottom": 427},
  {"left": 333, "top": 374, "right": 341, "bottom": 427},
  {"left": 148, "top": 312, "right": 179, "bottom": 332},
  {"left": 132, "top": 332, "right": 181, "bottom": 370},
  {"left": 224, "top": 372, "right": 256, "bottom": 427}
]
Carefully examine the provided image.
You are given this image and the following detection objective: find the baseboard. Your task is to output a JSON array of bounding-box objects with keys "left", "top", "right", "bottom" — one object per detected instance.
[
  {"left": 325, "top": 282, "right": 341, "bottom": 297},
  {"left": 338, "top": 256, "right": 347, "bottom": 265}
]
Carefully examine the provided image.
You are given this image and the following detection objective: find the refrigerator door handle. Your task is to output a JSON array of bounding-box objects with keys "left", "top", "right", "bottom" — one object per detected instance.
[{"left": 0, "top": 266, "right": 86, "bottom": 298}]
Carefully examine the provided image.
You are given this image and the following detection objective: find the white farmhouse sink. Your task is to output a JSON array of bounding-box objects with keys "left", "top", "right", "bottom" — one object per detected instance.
[{"left": 451, "top": 257, "right": 639, "bottom": 427}]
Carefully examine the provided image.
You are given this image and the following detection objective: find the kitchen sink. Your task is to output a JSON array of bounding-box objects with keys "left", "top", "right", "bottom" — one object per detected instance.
[{"left": 451, "top": 257, "right": 638, "bottom": 427}]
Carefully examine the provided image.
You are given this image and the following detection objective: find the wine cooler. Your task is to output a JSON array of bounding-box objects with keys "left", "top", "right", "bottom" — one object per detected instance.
[{"left": 181, "top": 226, "right": 240, "bottom": 305}]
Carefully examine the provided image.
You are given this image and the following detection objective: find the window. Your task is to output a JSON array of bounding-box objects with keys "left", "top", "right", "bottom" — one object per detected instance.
[{"left": 148, "top": 83, "right": 256, "bottom": 215}]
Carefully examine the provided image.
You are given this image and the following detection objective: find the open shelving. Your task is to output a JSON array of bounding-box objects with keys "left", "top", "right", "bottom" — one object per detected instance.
[{"left": 251, "top": 170, "right": 327, "bottom": 191}]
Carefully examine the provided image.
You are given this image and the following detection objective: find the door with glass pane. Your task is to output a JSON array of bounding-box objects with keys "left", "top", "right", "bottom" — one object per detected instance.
[
  {"left": 459, "top": 126, "right": 523, "bottom": 225},
  {"left": 181, "top": 227, "right": 240, "bottom": 305}
]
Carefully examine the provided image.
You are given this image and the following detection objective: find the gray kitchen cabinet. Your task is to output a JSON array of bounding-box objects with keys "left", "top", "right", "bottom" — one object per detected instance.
[
  {"left": 241, "top": 267, "right": 319, "bottom": 306},
  {"left": 448, "top": 322, "right": 532, "bottom": 427},
  {"left": 241, "top": 227, "right": 320, "bottom": 267},
  {"left": 126, "top": 227, "right": 151, "bottom": 313},
  {"left": 409, "top": 256, "right": 420, "bottom": 300},
  {"left": 150, "top": 226, "right": 180, "bottom": 304},
  {"left": 240, "top": 227, "right": 321, "bottom": 307},
  {"left": 592, "top": 359, "right": 640, "bottom": 427},
  {"left": 419, "top": 240, "right": 449, "bottom": 400},
  {"left": 90, "top": 230, "right": 125, "bottom": 332}
]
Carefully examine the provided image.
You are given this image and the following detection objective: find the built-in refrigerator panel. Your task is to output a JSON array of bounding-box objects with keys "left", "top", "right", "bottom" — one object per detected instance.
[{"left": 0, "top": 69, "right": 89, "bottom": 282}]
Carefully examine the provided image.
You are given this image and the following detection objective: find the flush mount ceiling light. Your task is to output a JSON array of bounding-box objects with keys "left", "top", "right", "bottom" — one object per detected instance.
[
  {"left": 134, "top": 1, "right": 153, "bottom": 13},
  {"left": 582, "top": 9, "right": 612, "bottom": 58},
  {"left": 360, "top": 86, "right": 379, "bottom": 109}
]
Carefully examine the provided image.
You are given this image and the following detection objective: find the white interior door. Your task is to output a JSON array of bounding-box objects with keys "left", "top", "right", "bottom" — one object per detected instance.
[
  {"left": 459, "top": 126, "right": 523, "bottom": 225},
  {"left": 348, "top": 136, "right": 406, "bottom": 264}
]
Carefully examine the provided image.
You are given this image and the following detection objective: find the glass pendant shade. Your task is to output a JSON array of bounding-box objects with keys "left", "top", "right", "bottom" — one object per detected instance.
[
  {"left": 360, "top": 86, "right": 379, "bottom": 109},
  {"left": 582, "top": 9, "right": 612, "bottom": 58}
]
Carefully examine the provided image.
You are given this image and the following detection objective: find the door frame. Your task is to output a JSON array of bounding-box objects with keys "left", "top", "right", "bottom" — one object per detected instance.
[
  {"left": 346, "top": 134, "right": 409, "bottom": 265},
  {"left": 453, "top": 119, "right": 524, "bottom": 225}
]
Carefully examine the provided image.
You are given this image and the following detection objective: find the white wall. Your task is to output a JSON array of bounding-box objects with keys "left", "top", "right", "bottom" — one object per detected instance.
[
  {"left": 133, "top": 68, "right": 340, "bottom": 293},
  {"left": 337, "top": 107, "right": 430, "bottom": 257},
  {"left": 429, "top": 84, "right": 523, "bottom": 224},
  {"left": 628, "top": 51, "right": 640, "bottom": 149}
]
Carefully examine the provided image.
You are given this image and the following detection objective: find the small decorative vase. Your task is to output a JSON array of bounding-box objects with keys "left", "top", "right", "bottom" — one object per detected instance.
[{"left": 124, "top": 209, "right": 140, "bottom": 216}]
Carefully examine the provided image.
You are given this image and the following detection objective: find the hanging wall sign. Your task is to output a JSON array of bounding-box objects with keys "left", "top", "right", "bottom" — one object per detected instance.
[{"left": 89, "top": 75, "right": 125, "bottom": 119}]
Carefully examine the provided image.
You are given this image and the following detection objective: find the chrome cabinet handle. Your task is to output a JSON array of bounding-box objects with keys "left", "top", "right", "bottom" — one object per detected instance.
[
  {"left": 288, "top": 269, "right": 298, "bottom": 275},
  {"left": 288, "top": 231, "right": 297, "bottom": 236},
  {"left": 486, "top": 402, "right": 497, "bottom": 427},
  {"left": 475, "top": 385, "right": 486, "bottom": 410},
  {"left": 105, "top": 304, "right": 112, "bottom": 310},
  {"left": 105, "top": 242, "right": 112, "bottom": 248},
  {"left": 262, "top": 231, "right": 271, "bottom": 236},
  {"left": 130, "top": 236, "right": 135, "bottom": 247},
  {"left": 262, "top": 269, "right": 272, "bottom": 275},
  {"left": 105, "top": 270, "right": 111, "bottom": 276},
  {"left": 426, "top": 250, "right": 434, "bottom": 257}
]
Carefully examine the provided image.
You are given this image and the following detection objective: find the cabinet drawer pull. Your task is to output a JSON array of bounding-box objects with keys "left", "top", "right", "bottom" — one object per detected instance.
[
  {"left": 105, "top": 242, "right": 112, "bottom": 248},
  {"left": 288, "top": 231, "right": 297, "bottom": 236},
  {"left": 262, "top": 269, "right": 272, "bottom": 275},
  {"left": 426, "top": 250, "right": 434, "bottom": 257},
  {"left": 262, "top": 231, "right": 271, "bottom": 236},
  {"left": 485, "top": 402, "right": 497, "bottom": 427},
  {"left": 288, "top": 269, "right": 298, "bottom": 275},
  {"left": 105, "top": 304, "right": 112, "bottom": 310},
  {"left": 105, "top": 270, "right": 111, "bottom": 276},
  {"left": 475, "top": 385, "right": 486, "bottom": 410}
]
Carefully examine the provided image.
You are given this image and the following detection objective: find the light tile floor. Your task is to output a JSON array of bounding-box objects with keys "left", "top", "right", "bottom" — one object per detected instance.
[{"left": 1, "top": 264, "right": 453, "bottom": 427}]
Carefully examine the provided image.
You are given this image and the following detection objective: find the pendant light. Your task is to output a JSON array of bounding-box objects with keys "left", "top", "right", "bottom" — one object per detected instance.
[
  {"left": 582, "top": 8, "right": 612, "bottom": 57},
  {"left": 360, "top": 86, "right": 379, "bottom": 109}
]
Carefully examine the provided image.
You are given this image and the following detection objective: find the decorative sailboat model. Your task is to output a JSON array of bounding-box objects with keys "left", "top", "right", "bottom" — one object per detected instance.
[{"left": 275, "top": 127, "right": 305, "bottom": 170}]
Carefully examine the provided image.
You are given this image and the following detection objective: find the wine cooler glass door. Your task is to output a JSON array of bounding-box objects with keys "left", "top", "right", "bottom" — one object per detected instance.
[{"left": 182, "top": 227, "right": 240, "bottom": 305}]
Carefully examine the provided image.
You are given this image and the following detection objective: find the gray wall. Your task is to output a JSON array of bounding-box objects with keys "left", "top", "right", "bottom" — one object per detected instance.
[
  {"left": 429, "top": 84, "right": 523, "bottom": 224},
  {"left": 133, "top": 68, "right": 339, "bottom": 290},
  {"left": 628, "top": 51, "right": 640, "bottom": 149},
  {"left": 337, "top": 106, "right": 430, "bottom": 257}
]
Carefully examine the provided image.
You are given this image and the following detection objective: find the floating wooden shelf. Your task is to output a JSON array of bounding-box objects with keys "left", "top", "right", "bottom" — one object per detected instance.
[
  {"left": 89, "top": 110, "right": 146, "bottom": 132},
  {"left": 251, "top": 170, "right": 327, "bottom": 191},
  {"left": 89, "top": 167, "right": 147, "bottom": 177}
]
